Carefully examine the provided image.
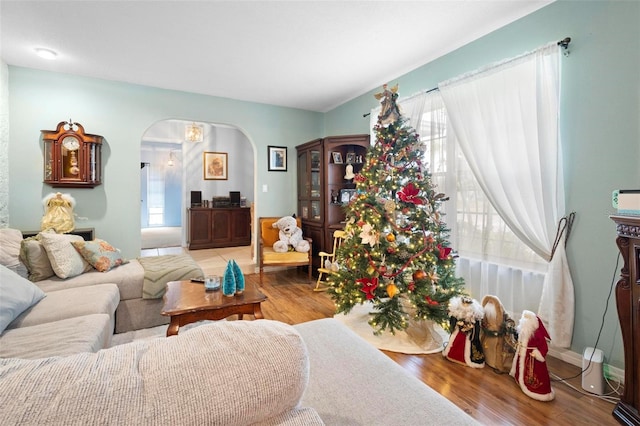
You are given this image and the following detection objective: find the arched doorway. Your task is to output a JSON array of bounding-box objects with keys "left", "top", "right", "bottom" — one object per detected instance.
[{"left": 140, "top": 119, "right": 255, "bottom": 255}]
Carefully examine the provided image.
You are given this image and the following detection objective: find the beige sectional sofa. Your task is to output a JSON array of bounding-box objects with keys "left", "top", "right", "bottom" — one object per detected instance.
[
  {"left": 0, "top": 228, "right": 203, "bottom": 359},
  {"left": 0, "top": 318, "right": 480, "bottom": 425},
  {"left": 34, "top": 258, "right": 192, "bottom": 333},
  {"left": 1, "top": 227, "right": 479, "bottom": 425}
]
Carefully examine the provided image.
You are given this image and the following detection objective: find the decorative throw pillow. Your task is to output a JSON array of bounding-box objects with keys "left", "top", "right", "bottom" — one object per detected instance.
[
  {"left": 0, "top": 264, "right": 46, "bottom": 333},
  {"left": 19, "top": 231, "right": 57, "bottom": 282},
  {"left": 71, "top": 239, "right": 129, "bottom": 272},
  {"left": 0, "top": 228, "right": 29, "bottom": 278},
  {"left": 40, "top": 233, "right": 92, "bottom": 279}
]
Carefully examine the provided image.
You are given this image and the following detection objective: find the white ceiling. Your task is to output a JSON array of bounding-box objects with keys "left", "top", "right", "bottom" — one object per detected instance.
[{"left": 1, "top": 0, "right": 553, "bottom": 113}]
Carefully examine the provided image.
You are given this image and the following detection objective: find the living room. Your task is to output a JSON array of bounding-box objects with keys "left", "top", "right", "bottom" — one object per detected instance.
[{"left": 1, "top": 1, "right": 638, "bottom": 424}]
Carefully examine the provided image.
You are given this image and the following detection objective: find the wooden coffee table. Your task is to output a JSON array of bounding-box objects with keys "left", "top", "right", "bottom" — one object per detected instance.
[{"left": 161, "top": 280, "right": 267, "bottom": 336}]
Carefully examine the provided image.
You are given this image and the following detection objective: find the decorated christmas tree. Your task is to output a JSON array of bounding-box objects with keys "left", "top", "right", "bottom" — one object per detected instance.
[{"left": 327, "top": 84, "right": 466, "bottom": 335}]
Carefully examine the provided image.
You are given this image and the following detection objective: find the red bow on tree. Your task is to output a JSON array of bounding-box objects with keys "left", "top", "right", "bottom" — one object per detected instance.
[
  {"left": 437, "top": 243, "right": 452, "bottom": 260},
  {"left": 357, "top": 277, "right": 379, "bottom": 300},
  {"left": 398, "top": 182, "right": 424, "bottom": 205},
  {"left": 425, "top": 296, "right": 439, "bottom": 306}
]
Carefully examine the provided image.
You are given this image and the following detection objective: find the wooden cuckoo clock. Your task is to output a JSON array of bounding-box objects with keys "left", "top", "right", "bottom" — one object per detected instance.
[{"left": 42, "top": 120, "right": 103, "bottom": 188}]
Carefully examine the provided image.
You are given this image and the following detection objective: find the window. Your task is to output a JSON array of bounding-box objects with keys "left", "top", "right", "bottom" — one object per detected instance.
[{"left": 418, "top": 94, "right": 546, "bottom": 272}]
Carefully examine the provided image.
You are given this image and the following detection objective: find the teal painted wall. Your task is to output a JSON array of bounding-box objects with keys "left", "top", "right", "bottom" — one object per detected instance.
[
  {"left": 325, "top": 0, "right": 640, "bottom": 368},
  {"left": 6, "top": 1, "right": 639, "bottom": 368},
  {"left": 7, "top": 68, "right": 323, "bottom": 258}
]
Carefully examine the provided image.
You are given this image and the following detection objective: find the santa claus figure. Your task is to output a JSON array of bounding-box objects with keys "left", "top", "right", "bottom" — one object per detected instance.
[
  {"left": 443, "top": 296, "right": 485, "bottom": 368},
  {"left": 510, "top": 310, "right": 555, "bottom": 401},
  {"left": 481, "top": 295, "right": 517, "bottom": 373}
]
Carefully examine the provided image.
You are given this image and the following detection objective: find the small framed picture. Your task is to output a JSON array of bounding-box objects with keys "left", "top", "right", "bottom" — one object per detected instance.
[
  {"left": 268, "top": 145, "right": 287, "bottom": 171},
  {"left": 340, "top": 189, "right": 356, "bottom": 204},
  {"left": 204, "top": 152, "right": 228, "bottom": 180},
  {"left": 346, "top": 152, "right": 356, "bottom": 164},
  {"left": 332, "top": 152, "right": 343, "bottom": 164}
]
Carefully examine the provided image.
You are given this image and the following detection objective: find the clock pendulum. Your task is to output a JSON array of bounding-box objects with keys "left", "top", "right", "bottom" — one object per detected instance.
[{"left": 68, "top": 151, "right": 79, "bottom": 175}]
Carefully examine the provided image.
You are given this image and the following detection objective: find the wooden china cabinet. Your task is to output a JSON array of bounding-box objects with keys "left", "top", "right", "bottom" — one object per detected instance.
[
  {"left": 296, "top": 134, "right": 370, "bottom": 268},
  {"left": 610, "top": 215, "right": 640, "bottom": 426}
]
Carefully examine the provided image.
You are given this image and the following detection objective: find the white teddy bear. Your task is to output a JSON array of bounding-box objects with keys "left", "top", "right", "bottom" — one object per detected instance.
[{"left": 272, "top": 216, "right": 310, "bottom": 253}]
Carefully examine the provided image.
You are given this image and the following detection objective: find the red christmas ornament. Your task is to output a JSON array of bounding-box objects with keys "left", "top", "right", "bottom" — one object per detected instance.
[
  {"left": 408, "top": 282, "right": 416, "bottom": 292},
  {"left": 425, "top": 296, "right": 439, "bottom": 306}
]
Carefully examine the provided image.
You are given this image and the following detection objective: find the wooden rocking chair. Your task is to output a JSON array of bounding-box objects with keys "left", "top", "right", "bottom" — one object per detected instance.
[{"left": 314, "top": 230, "right": 346, "bottom": 291}]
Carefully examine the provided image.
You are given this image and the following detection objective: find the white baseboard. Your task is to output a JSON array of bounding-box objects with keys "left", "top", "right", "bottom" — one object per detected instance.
[{"left": 548, "top": 347, "right": 625, "bottom": 383}]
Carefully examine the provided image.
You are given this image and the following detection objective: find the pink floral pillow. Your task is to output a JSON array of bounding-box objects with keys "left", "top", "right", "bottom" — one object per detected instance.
[{"left": 71, "top": 239, "right": 128, "bottom": 272}]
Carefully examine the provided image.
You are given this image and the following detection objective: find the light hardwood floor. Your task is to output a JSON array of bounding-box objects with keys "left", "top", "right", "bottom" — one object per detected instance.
[
  {"left": 144, "top": 246, "right": 622, "bottom": 425},
  {"left": 247, "top": 268, "right": 620, "bottom": 426}
]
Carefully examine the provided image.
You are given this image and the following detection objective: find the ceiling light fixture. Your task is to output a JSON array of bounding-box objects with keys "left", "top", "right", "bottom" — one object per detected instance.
[
  {"left": 185, "top": 122, "right": 203, "bottom": 142},
  {"left": 34, "top": 48, "right": 58, "bottom": 60}
]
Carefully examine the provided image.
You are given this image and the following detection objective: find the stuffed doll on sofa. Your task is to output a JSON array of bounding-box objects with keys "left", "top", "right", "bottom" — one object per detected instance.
[{"left": 272, "top": 216, "right": 310, "bottom": 253}]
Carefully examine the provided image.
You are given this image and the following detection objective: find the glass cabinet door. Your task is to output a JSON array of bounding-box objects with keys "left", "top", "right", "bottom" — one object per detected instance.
[
  {"left": 310, "top": 150, "right": 321, "bottom": 222},
  {"left": 43, "top": 140, "right": 54, "bottom": 181},
  {"left": 297, "top": 147, "right": 322, "bottom": 222},
  {"left": 298, "top": 150, "right": 308, "bottom": 197}
]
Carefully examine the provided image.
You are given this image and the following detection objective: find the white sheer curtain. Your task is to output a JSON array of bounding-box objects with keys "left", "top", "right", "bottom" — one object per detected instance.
[{"left": 439, "top": 43, "right": 574, "bottom": 347}]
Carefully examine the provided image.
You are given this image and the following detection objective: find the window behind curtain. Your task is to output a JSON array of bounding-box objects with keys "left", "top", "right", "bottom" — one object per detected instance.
[{"left": 418, "top": 94, "right": 547, "bottom": 273}]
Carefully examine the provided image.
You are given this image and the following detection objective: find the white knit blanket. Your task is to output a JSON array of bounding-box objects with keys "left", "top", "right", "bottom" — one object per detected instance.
[{"left": 0, "top": 320, "right": 322, "bottom": 425}]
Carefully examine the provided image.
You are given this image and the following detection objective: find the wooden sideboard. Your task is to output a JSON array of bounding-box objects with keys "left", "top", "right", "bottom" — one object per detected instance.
[
  {"left": 188, "top": 207, "right": 251, "bottom": 250},
  {"left": 611, "top": 215, "right": 640, "bottom": 425}
]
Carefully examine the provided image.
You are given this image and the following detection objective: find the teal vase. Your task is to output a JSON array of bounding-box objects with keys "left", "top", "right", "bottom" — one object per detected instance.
[
  {"left": 232, "top": 259, "right": 245, "bottom": 294},
  {"left": 222, "top": 261, "right": 236, "bottom": 297}
]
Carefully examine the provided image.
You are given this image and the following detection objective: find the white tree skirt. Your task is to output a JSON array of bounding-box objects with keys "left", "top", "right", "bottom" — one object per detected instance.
[{"left": 333, "top": 302, "right": 449, "bottom": 354}]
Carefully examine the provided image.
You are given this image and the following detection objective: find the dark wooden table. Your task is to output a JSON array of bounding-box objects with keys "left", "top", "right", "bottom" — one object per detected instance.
[{"left": 161, "top": 280, "right": 267, "bottom": 336}]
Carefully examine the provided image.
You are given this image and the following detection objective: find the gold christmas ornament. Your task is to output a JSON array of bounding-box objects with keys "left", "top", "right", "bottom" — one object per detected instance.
[{"left": 387, "top": 283, "right": 399, "bottom": 298}]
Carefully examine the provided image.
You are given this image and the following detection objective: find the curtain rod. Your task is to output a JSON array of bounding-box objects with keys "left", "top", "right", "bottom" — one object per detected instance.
[{"left": 363, "top": 36, "right": 571, "bottom": 118}]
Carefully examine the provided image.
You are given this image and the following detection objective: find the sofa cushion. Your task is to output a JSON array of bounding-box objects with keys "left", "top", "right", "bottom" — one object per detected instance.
[
  {"left": 0, "top": 228, "right": 28, "bottom": 278},
  {"left": 40, "top": 232, "right": 92, "bottom": 279},
  {"left": 0, "top": 265, "right": 46, "bottom": 333},
  {"left": 71, "top": 238, "right": 129, "bottom": 272},
  {"left": 6, "top": 283, "right": 119, "bottom": 330},
  {"left": 262, "top": 247, "right": 310, "bottom": 264},
  {"left": 19, "top": 233, "right": 56, "bottom": 282},
  {"left": 0, "top": 320, "right": 316, "bottom": 425},
  {"left": 35, "top": 259, "right": 144, "bottom": 301},
  {"left": 296, "top": 318, "right": 479, "bottom": 425},
  {"left": 0, "top": 314, "right": 112, "bottom": 359}
]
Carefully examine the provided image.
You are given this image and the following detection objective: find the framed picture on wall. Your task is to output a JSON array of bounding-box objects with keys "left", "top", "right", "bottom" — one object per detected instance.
[
  {"left": 268, "top": 145, "right": 287, "bottom": 171},
  {"left": 204, "top": 152, "right": 228, "bottom": 180},
  {"left": 332, "top": 152, "right": 343, "bottom": 164}
]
